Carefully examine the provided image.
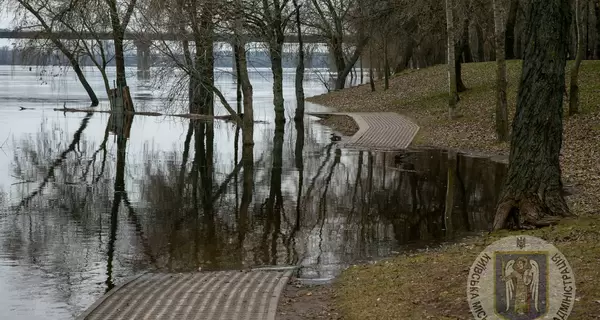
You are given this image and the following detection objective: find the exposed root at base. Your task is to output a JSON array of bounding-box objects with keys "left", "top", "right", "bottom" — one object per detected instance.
[{"left": 493, "top": 192, "right": 571, "bottom": 230}]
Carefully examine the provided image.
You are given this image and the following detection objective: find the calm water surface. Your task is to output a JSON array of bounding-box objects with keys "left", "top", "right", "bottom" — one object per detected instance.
[{"left": 0, "top": 65, "right": 505, "bottom": 319}]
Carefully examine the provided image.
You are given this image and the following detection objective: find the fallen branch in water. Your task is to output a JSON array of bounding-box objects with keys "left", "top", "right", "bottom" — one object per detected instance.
[{"left": 53, "top": 107, "right": 239, "bottom": 121}]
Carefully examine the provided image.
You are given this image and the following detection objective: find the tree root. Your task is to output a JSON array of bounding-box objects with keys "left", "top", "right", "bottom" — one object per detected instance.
[{"left": 493, "top": 192, "right": 571, "bottom": 231}]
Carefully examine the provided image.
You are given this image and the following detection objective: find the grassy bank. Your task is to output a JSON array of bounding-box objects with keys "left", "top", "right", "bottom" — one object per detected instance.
[{"left": 307, "top": 61, "right": 600, "bottom": 319}]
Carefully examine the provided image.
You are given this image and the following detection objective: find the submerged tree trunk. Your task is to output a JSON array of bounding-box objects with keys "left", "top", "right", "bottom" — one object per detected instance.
[
  {"left": 569, "top": 0, "right": 586, "bottom": 116},
  {"left": 270, "top": 40, "right": 285, "bottom": 124},
  {"left": 493, "top": 0, "right": 509, "bottom": 142},
  {"left": 446, "top": 0, "right": 458, "bottom": 118},
  {"left": 292, "top": 0, "right": 305, "bottom": 122},
  {"left": 493, "top": 0, "right": 572, "bottom": 230},
  {"left": 236, "top": 40, "right": 254, "bottom": 146}
]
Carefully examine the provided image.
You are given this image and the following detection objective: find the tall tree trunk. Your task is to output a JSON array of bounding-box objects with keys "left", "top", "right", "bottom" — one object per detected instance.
[
  {"left": 113, "top": 37, "right": 127, "bottom": 88},
  {"left": 236, "top": 41, "right": 254, "bottom": 146},
  {"left": 493, "top": 0, "right": 572, "bottom": 230},
  {"left": 455, "top": 28, "right": 467, "bottom": 93},
  {"left": 369, "top": 47, "right": 375, "bottom": 92},
  {"left": 292, "top": 0, "right": 305, "bottom": 122},
  {"left": 461, "top": 18, "right": 473, "bottom": 62},
  {"left": 384, "top": 38, "right": 389, "bottom": 91},
  {"left": 270, "top": 40, "right": 285, "bottom": 124},
  {"left": 333, "top": 37, "right": 369, "bottom": 90},
  {"left": 494, "top": 0, "right": 509, "bottom": 142},
  {"left": 570, "top": 0, "right": 586, "bottom": 116},
  {"left": 446, "top": 0, "right": 458, "bottom": 118},
  {"left": 505, "top": 0, "right": 519, "bottom": 59},
  {"left": 594, "top": 0, "right": 600, "bottom": 59},
  {"left": 476, "top": 23, "right": 485, "bottom": 62}
]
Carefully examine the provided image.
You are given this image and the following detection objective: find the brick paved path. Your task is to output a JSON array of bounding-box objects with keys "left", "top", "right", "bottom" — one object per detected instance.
[
  {"left": 77, "top": 268, "right": 294, "bottom": 320},
  {"left": 311, "top": 112, "right": 420, "bottom": 150}
]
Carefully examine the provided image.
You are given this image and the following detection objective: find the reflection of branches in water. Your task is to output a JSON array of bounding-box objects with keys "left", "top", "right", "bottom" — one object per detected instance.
[
  {"left": 81, "top": 122, "right": 110, "bottom": 183},
  {"left": 315, "top": 149, "right": 342, "bottom": 270},
  {"left": 122, "top": 192, "right": 158, "bottom": 266},
  {"left": 16, "top": 112, "right": 94, "bottom": 210},
  {"left": 304, "top": 142, "right": 335, "bottom": 201}
]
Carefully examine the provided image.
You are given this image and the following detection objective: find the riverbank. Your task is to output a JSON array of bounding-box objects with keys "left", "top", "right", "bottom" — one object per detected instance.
[{"left": 300, "top": 61, "right": 600, "bottom": 319}]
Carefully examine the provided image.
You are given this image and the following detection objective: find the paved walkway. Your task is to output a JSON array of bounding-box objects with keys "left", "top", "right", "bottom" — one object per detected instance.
[
  {"left": 311, "top": 112, "right": 420, "bottom": 150},
  {"left": 77, "top": 268, "right": 294, "bottom": 320}
]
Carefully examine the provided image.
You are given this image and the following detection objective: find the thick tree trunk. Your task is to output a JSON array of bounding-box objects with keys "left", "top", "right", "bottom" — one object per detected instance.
[
  {"left": 236, "top": 40, "right": 254, "bottom": 146},
  {"left": 569, "top": 0, "right": 586, "bottom": 116},
  {"left": 505, "top": 0, "right": 519, "bottom": 59},
  {"left": 595, "top": 0, "right": 600, "bottom": 59},
  {"left": 493, "top": 0, "right": 572, "bottom": 230},
  {"left": 292, "top": 0, "right": 305, "bottom": 122},
  {"left": 446, "top": 0, "right": 458, "bottom": 118},
  {"left": 493, "top": 0, "right": 509, "bottom": 142},
  {"left": 334, "top": 37, "right": 369, "bottom": 90},
  {"left": 113, "top": 37, "right": 127, "bottom": 88}
]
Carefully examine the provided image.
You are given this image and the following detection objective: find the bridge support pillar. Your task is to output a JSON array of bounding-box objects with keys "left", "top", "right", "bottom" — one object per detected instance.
[{"left": 135, "top": 41, "right": 151, "bottom": 79}]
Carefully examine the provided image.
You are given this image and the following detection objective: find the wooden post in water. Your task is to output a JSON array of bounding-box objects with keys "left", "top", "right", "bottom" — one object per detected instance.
[{"left": 444, "top": 150, "right": 458, "bottom": 237}]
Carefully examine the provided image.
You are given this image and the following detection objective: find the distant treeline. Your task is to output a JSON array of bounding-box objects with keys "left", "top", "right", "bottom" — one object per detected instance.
[{"left": 0, "top": 47, "right": 331, "bottom": 68}]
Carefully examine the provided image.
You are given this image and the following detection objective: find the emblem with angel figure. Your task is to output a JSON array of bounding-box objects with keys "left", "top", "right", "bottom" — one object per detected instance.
[{"left": 467, "top": 235, "right": 576, "bottom": 320}]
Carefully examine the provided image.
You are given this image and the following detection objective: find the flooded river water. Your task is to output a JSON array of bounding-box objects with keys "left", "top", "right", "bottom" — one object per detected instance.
[{"left": 0, "top": 65, "right": 506, "bottom": 319}]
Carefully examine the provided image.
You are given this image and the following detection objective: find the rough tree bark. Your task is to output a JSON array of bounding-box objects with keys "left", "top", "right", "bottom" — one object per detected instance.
[
  {"left": 446, "top": 0, "right": 458, "bottom": 118},
  {"left": 569, "top": 0, "right": 587, "bottom": 116},
  {"left": 595, "top": 0, "right": 600, "bottom": 59},
  {"left": 493, "top": 0, "right": 572, "bottom": 230},
  {"left": 493, "top": 0, "right": 509, "bottom": 142}
]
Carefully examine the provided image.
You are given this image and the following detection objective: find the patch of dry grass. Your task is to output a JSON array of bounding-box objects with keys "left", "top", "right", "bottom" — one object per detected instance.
[
  {"left": 335, "top": 216, "right": 600, "bottom": 320},
  {"left": 308, "top": 61, "right": 600, "bottom": 320}
]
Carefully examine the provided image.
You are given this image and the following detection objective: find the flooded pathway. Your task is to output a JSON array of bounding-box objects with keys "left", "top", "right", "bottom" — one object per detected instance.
[{"left": 0, "top": 65, "right": 507, "bottom": 319}]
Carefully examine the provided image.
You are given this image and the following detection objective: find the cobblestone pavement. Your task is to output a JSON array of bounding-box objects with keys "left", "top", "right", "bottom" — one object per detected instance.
[
  {"left": 309, "top": 112, "right": 420, "bottom": 150},
  {"left": 78, "top": 269, "right": 294, "bottom": 320}
]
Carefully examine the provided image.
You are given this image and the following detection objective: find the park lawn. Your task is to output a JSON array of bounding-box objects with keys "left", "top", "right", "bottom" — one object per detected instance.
[
  {"left": 334, "top": 216, "right": 600, "bottom": 319},
  {"left": 307, "top": 61, "right": 600, "bottom": 319}
]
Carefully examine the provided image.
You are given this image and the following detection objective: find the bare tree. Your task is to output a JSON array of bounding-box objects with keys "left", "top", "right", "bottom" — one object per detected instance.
[
  {"left": 242, "top": 0, "right": 293, "bottom": 124},
  {"left": 305, "top": 0, "right": 370, "bottom": 90},
  {"left": 11, "top": 0, "right": 101, "bottom": 106}
]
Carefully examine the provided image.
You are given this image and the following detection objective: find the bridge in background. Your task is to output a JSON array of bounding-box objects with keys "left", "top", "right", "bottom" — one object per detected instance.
[{"left": 0, "top": 29, "right": 337, "bottom": 76}]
